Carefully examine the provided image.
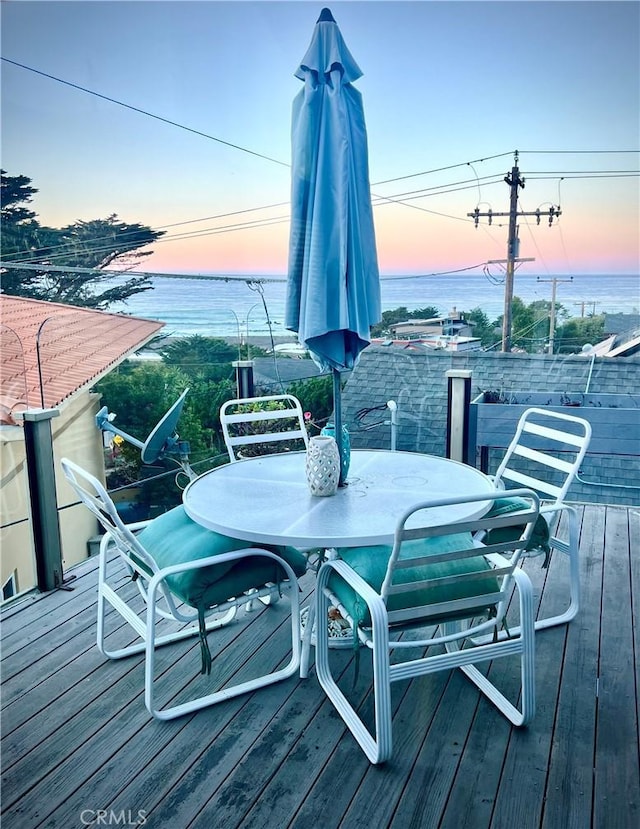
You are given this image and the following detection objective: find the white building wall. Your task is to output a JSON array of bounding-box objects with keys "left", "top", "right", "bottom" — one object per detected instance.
[
  {"left": 0, "top": 428, "right": 36, "bottom": 598},
  {"left": 0, "top": 390, "right": 105, "bottom": 602},
  {"left": 55, "top": 391, "right": 106, "bottom": 571}
]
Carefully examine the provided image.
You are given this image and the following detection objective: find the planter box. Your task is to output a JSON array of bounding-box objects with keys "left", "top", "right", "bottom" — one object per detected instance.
[{"left": 469, "top": 391, "right": 640, "bottom": 462}]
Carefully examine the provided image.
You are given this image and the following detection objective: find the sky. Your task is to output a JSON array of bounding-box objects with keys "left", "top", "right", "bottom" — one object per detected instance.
[{"left": 2, "top": 0, "right": 639, "bottom": 280}]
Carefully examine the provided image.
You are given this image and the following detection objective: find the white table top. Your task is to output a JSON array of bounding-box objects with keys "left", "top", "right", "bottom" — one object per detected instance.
[{"left": 183, "top": 450, "right": 494, "bottom": 549}]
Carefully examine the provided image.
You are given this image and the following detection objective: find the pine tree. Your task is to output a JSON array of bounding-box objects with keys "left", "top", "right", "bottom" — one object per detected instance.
[{"left": 1, "top": 170, "right": 165, "bottom": 309}]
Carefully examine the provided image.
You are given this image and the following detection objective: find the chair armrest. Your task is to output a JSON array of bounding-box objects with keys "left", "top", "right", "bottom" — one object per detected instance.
[
  {"left": 317, "top": 559, "right": 387, "bottom": 630},
  {"left": 539, "top": 501, "right": 573, "bottom": 517},
  {"left": 319, "top": 558, "right": 383, "bottom": 603},
  {"left": 483, "top": 552, "right": 512, "bottom": 568}
]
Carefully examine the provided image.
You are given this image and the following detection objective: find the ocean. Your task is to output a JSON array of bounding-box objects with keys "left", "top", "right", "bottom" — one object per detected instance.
[{"left": 112, "top": 272, "right": 639, "bottom": 340}]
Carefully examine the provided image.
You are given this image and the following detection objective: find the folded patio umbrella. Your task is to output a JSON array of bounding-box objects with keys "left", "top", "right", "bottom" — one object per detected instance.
[{"left": 285, "top": 7, "right": 381, "bottom": 483}]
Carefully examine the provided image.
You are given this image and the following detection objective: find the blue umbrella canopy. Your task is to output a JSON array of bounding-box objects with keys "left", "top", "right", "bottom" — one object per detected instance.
[{"left": 285, "top": 7, "right": 381, "bottom": 374}]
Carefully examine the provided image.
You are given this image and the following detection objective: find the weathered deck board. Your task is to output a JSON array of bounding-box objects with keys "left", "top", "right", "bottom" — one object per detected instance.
[
  {"left": 594, "top": 506, "right": 638, "bottom": 827},
  {"left": 1, "top": 504, "right": 639, "bottom": 829},
  {"left": 541, "top": 503, "right": 604, "bottom": 829},
  {"left": 631, "top": 505, "right": 640, "bottom": 762}
]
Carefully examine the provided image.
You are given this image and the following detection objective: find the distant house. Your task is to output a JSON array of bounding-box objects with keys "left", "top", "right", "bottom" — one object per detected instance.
[
  {"left": 376, "top": 308, "right": 481, "bottom": 352},
  {"left": 588, "top": 312, "right": 640, "bottom": 357},
  {"left": 0, "top": 295, "right": 164, "bottom": 601},
  {"left": 373, "top": 335, "right": 482, "bottom": 352},
  {"left": 388, "top": 308, "right": 474, "bottom": 340},
  {"left": 419, "top": 335, "right": 482, "bottom": 351}
]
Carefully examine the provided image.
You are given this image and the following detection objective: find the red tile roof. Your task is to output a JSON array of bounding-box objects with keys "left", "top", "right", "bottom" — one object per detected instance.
[{"left": 0, "top": 296, "right": 164, "bottom": 424}]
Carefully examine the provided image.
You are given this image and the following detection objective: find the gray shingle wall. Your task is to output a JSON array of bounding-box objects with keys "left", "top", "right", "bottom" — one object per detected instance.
[
  {"left": 604, "top": 313, "right": 640, "bottom": 335},
  {"left": 341, "top": 347, "right": 640, "bottom": 506}
]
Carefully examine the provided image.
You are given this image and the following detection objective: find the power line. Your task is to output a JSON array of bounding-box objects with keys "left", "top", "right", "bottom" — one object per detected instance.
[
  {"left": 1, "top": 57, "right": 290, "bottom": 168},
  {"left": 3, "top": 176, "right": 510, "bottom": 265},
  {"left": 371, "top": 152, "right": 515, "bottom": 186},
  {"left": 2, "top": 181, "right": 483, "bottom": 264},
  {"left": 382, "top": 263, "right": 487, "bottom": 280},
  {"left": 2, "top": 215, "right": 292, "bottom": 266},
  {"left": 0, "top": 260, "right": 490, "bottom": 283},
  {"left": 374, "top": 175, "right": 506, "bottom": 207},
  {"left": 6, "top": 163, "right": 631, "bottom": 265},
  {"left": 3, "top": 159, "right": 508, "bottom": 262},
  {"left": 4, "top": 159, "right": 633, "bottom": 265},
  {"left": 371, "top": 178, "right": 506, "bottom": 224},
  {"left": 10, "top": 52, "right": 632, "bottom": 197},
  {"left": 2, "top": 204, "right": 290, "bottom": 262},
  {"left": 153, "top": 202, "right": 289, "bottom": 232},
  {"left": 521, "top": 149, "right": 639, "bottom": 155},
  {"left": 4, "top": 54, "right": 638, "bottom": 203},
  {"left": 0, "top": 262, "right": 287, "bottom": 284},
  {"left": 523, "top": 169, "right": 639, "bottom": 175},
  {"left": 2, "top": 129, "right": 636, "bottom": 266},
  {"left": 526, "top": 173, "right": 639, "bottom": 181}
]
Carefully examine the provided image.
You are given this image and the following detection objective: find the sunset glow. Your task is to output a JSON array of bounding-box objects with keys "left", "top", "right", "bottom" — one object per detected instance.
[{"left": 2, "top": 1, "right": 638, "bottom": 279}]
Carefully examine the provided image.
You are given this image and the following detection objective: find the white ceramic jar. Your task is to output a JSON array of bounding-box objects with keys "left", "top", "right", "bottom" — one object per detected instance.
[{"left": 305, "top": 435, "right": 340, "bottom": 497}]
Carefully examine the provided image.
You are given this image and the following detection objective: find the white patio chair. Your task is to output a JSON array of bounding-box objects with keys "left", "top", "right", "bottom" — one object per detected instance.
[
  {"left": 315, "top": 489, "right": 540, "bottom": 764},
  {"left": 490, "top": 406, "right": 592, "bottom": 631},
  {"left": 220, "top": 394, "right": 309, "bottom": 462},
  {"left": 220, "top": 393, "right": 310, "bottom": 609},
  {"left": 60, "top": 458, "right": 306, "bottom": 720}
]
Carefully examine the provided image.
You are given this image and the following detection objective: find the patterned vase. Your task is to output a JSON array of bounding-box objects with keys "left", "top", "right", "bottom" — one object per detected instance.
[
  {"left": 321, "top": 423, "right": 351, "bottom": 481},
  {"left": 305, "top": 436, "right": 340, "bottom": 497}
]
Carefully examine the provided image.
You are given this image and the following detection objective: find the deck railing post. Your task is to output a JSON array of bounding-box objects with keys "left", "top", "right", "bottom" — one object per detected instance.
[
  {"left": 21, "top": 408, "right": 64, "bottom": 592},
  {"left": 233, "top": 360, "right": 255, "bottom": 398},
  {"left": 446, "top": 369, "right": 472, "bottom": 464}
]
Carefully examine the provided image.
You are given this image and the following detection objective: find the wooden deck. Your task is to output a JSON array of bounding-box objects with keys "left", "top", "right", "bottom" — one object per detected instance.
[{"left": 2, "top": 503, "right": 639, "bottom": 829}]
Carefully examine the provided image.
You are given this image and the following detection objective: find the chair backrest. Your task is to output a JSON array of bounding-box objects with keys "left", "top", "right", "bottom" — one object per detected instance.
[
  {"left": 60, "top": 457, "right": 159, "bottom": 578},
  {"left": 492, "top": 407, "right": 592, "bottom": 503},
  {"left": 220, "top": 394, "right": 309, "bottom": 462},
  {"left": 381, "top": 489, "right": 540, "bottom": 628}
]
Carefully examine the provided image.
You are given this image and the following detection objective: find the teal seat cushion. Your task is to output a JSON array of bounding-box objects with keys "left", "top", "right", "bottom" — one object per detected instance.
[
  {"left": 135, "top": 506, "right": 307, "bottom": 610},
  {"left": 134, "top": 506, "right": 307, "bottom": 676},
  {"left": 329, "top": 532, "right": 500, "bottom": 628},
  {"left": 485, "top": 496, "right": 550, "bottom": 554}
]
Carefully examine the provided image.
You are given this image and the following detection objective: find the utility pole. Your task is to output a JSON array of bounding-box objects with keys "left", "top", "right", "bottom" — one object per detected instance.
[
  {"left": 574, "top": 300, "right": 599, "bottom": 318},
  {"left": 537, "top": 276, "right": 573, "bottom": 353},
  {"left": 468, "top": 150, "right": 562, "bottom": 352}
]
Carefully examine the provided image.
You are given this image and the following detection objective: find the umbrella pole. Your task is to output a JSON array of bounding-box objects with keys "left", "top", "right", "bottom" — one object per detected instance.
[{"left": 333, "top": 368, "right": 345, "bottom": 486}]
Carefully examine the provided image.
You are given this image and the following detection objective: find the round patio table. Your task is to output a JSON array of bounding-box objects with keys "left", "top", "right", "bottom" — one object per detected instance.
[{"left": 183, "top": 450, "right": 494, "bottom": 549}]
